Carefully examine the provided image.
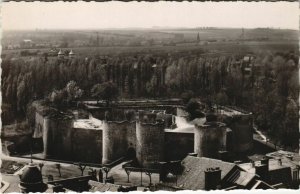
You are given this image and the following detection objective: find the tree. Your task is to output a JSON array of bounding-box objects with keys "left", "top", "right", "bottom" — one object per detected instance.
[
  {"left": 186, "top": 98, "right": 204, "bottom": 120},
  {"left": 145, "top": 75, "right": 157, "bottom": 97},
  {"left": 181, "top": 90, "right": 194, "bottom": 104},
  {"left": 39, "top": 163, "right": 44, "bottom": 175},
  {"left": 17, "top": 80, "right": 26, "bottom": 113},
  {"left": 91, "top": 82, "right": 118, "bottom": 106},
  {"left": 216, "top": 90, "right": 229, "bottom": 112},
  {"left": 125, "top": 169, "right": 131, "bottom": 183},
  {"left": 74, "top": 162, "right": 86, "bottom": 176},
  {"left": 104, "top": 167, "right": 111, "bottom": 179},
  {"left": 165, "top": 62, "right": 179, "bottom": 95},
  {"left": 145, "top": 171, "right": 153, "bottom": 186},
  {"left": 49, "top": 89, "right": 67, "bottom": 107},
  {"left": 65, "top": 81, "right": 84, "bottom": 103},
  {"left": 283, "top": 98, "right": 299, "bottom": 149}
]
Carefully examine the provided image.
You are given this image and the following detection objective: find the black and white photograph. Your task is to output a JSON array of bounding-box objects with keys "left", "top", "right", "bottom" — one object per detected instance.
[{"left": 0, "top": 1, "right": 299, "bottom": 193}]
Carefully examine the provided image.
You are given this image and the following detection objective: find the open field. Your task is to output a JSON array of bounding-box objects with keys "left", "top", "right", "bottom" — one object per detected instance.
[
  {"left": 2, "top": 28, "right": 297, "bottom": 59},
  {"left": 2, "top": 40, "right": 297, "bottom": 59}
]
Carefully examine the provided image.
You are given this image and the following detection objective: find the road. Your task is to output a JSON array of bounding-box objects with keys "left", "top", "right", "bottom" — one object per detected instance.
[
  {"left": 253, "top": 126, "right": 281, "bottom": 151},
  {"left": 1, "top": 153, "right": 79, "bottom": 167},
  {"left": 253, "top": 126, "right": 267, "bottom": 142}
]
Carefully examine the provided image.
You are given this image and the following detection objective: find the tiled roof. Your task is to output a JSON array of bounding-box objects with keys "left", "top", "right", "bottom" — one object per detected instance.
[
  {"left": 267, "top": 150, "right": 300, "bottom": 168},
  {"left": 234, "top": 171, "right": 256, "bottom": 186},
  {"left": 166, "top": 156, "right": 235, "bottom": 190},
  {"left": 88, "top": 180, "right": 121, "bottom": 192}
]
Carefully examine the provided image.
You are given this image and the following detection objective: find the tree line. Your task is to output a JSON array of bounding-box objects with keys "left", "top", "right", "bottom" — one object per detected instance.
[{"left": 1, "top": 51, "right": 298, "bottom": 149}]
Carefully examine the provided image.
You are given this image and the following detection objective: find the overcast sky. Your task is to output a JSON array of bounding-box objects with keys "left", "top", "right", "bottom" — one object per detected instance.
[{"left": 2, "top": 1, "right": 299, "bottom": 30}]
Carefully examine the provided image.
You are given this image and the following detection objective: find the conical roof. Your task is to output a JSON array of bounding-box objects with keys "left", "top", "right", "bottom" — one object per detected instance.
[
  {"left": 58, "top": 49, "right": 64, "bottom": 55},
  {"left": 69, "top": 50, "right": 74, "bottom": 55},
  {"left": 18, "top": 163, "right": 47, "bottom": 193},
  {"left": 19, "top": 163, "right": 43, "bottom": 185}
]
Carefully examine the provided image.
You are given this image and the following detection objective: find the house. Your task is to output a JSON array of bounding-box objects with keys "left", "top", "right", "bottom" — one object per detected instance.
[
  {"left": 239, "top": 153, "right": 300, "bottom": 189},
  {"left": 157, "top": 155, "right": 274, "bottom": 191}
]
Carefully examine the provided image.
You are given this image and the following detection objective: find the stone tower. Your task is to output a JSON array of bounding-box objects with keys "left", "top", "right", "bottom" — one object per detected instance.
[
  {"left": 194, "top": 113, "right": 227, "bottom": 159},
  {"left": 136, "top": 111, "right": 165, "bottom": 168},
  {"left": 18, "top": 163, "right": 47, "bottom": 193},
  {"left": 42, "top": 111, "right": 74, "bottom": 160},
  {"left": 228, "top": 113, "right": 253, "bottom": 153},
  {"left": 102, "top": 120, "right": 133, "bottom": 164}
]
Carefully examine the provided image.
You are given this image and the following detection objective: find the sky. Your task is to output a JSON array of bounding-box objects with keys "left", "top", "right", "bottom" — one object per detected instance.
[{"left": 1, "top": 1, "right": 299, "bottom": 30}]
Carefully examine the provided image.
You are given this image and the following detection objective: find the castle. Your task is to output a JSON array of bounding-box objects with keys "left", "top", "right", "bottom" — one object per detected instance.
[{"left": 31, "top": 100, "right": 254, "bottom": 168}]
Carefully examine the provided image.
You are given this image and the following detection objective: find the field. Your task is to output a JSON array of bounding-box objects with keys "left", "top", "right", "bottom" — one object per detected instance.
[
  {"left": 2, "top": 28, "right": 298, "bottom": 59},
  {"left": 2, "top": 40, "right": 298, "bottom": 60}
]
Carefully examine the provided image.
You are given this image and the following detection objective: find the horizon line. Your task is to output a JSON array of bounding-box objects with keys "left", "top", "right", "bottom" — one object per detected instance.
[{"left": 3, "top": 26, "right": 298, "bottom": 31}]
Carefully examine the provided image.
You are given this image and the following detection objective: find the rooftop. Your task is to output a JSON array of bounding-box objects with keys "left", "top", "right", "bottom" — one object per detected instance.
[
  {"left": 238, "top": 157, "right": 297, "bottom": 174},
  {"left": 165, "top": 117, "right": 201, "bottom": 133},
  {"left": 218, "top": 106, "right": 252, "bottom": 117},
  {"left": 266, "top": 150, "right": 300, "bottom": 165},
  {"left": 88, "top": 180, "right": 121, "bottom": 192},
  {"left": 73, "top": 117, "right": 103, "bottom": 130},
  {"left": 19, "top": 163, "right": 43, "bottom": 184},
  {"left": 58, "top": 49, "right": 64, "bottom": 55},
  {"left": 164, "top": 156, "right": 235, "bottom": 190}
]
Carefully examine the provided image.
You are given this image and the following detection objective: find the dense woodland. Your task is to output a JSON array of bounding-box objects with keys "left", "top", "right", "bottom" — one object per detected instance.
[{"left": 1, "top": 50, "right": 299, "bottom": 150}]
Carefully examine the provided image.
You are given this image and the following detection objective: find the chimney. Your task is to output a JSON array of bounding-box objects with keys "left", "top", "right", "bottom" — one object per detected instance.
[
  {"left": 260, "top": 157, "right": 270, "bottom": 170},
  {"left": 255, "top": 164, "right": 269, "bottom": 182},
  {"left": 204, "top": 167, "right": 222, "bottom": 190},
  {"left": 159, "top": 162, "right": 168, "bottom": 182}
]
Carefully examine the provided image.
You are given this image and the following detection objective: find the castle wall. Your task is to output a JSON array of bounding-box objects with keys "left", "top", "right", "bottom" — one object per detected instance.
[
  {"left": 164, "top": 131, "right": 194, "bottom": 161},
  {"left": 194, "top": 122, "right": 227, "bottom": 159},
  {"left": 230, "top": 114, "right": 253, "bottom": 153},
  {"left": 71, "top": 128, "right": 102, "bottom": 163},
  {"left": 42, "top": 117, "right": 73, "bottom": 160},
  {"left": 89, "top": 105, "right": 177, "bottom": 120},
  {"left": 136, "top": 121, "right": 165, "bottom": 168},
  {"left": 102, "top": 121, "right": 134, "bottom": 164}
]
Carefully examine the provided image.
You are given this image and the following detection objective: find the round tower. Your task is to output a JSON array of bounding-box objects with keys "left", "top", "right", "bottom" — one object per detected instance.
[
  {"left": 194, "top": 113, "right": 227, "bottom": 159},
  {"left": 18, "top": 163, "right": 47, "bottom": 193},
  {"left": 230, "top": 113, "right": 253, "bottom": 153},
  {"left": 102, "top": 120, "right": 131, "bottom": 164},
  {"left": 42, "top": 112, "right": 74, "bottom": 160},
  {"left": 136, "top": 111, "right": 165, "bottom": 168}
]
